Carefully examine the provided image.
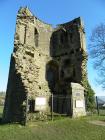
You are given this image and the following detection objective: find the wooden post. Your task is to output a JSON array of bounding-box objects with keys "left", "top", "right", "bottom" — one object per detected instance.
[
  {"left": 25, "top": 93, "right": 29, "bottom": 125},
  {"left": 51, "top": 94, "right": 53, "bottom": 121},
  {"left": 96, "top": 96, "right": 99, "bottom": 115}
]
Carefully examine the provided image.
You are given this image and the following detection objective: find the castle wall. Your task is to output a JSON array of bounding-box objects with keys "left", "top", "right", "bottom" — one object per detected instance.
[
  {"left": 3, "top": 7, "right": 53, "bottom": 122},
  {"left": 3, "top": 7, "right": 87, "bottom": 123}
]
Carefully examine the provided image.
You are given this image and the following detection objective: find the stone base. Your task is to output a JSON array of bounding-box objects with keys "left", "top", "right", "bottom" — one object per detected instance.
[{"left": 71, "top": 83, "right": 86, "bottom": 118}]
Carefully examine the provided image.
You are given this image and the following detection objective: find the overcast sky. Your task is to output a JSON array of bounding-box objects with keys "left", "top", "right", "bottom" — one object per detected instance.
[{"left": 0, "top": 0, "right": 105, "bottom": 96}]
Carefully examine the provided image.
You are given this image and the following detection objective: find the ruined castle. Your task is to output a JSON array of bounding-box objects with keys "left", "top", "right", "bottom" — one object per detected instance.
[{"left": 3, "top": 7, "right": 87, "bottom": 123}]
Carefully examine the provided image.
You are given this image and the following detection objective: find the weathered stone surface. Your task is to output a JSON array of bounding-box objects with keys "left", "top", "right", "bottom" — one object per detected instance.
[
  {"left": 71, "top": 83, "right": 86, "bottom": 118},
  {"left": 3, "top": 7, "right": 87, "bottom": 123}
]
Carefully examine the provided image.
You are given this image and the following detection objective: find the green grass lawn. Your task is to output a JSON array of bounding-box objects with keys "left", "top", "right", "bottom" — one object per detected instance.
[{"left": 0, "top": 116, "right": 105, "bottom": 140}]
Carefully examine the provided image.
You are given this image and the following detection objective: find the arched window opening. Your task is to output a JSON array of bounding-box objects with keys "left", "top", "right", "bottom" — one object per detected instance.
[
  {"left": 46, "top": 61, "right": 59, "bottom": 93},
  {"left": 34, "top": 28, "right": 39, "bottom": 47}
]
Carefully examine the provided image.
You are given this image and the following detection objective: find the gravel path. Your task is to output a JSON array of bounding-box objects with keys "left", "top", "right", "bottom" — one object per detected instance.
[{"left": 88, "top": 120, "right": 105, "bottom": 126}]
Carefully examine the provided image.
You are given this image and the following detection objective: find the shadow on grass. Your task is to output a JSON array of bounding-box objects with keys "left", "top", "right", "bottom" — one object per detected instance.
[
  {"left": 0, "top": 117, "right": 5, "bottom": 125},
  {"left": 0, "top": 116, "right": 25, "bottom": 126}
]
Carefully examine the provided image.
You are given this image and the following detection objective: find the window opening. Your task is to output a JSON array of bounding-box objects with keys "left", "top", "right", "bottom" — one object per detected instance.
[{"left": 34, "top": 28, "right": 39, "bottom": 47}]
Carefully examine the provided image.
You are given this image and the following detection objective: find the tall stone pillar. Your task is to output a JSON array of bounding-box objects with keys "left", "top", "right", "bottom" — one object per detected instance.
[{"left": 71, "top": 83, "right": 86, "bottom": 118}]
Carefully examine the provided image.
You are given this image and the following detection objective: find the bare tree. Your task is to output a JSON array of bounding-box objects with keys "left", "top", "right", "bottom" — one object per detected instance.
[{"left": 89, "top": 23, "right": 105, "bottom": 88}]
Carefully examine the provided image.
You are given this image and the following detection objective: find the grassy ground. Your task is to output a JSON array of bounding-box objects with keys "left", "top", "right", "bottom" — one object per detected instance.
[
  {"left": 0, "top": 116, "right": 104, "bottom": 140},
  {"left": 0, "top": 105, "right": 105, "bottom": 140},
  {"left": 0, "top": 106, "right": 3, "bottom": 118}
]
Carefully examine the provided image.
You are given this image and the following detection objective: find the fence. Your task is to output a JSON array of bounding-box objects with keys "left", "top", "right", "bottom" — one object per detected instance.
[
  {"left": 26, "top": 94, "right": 72, "bottom": 122},
  {"left": 1, "top": 95, "right": 105, "bottom": 124},
  {"left": 95, "top": 96, "right": 105, "bottom": 116},
  {"left": 28, "top": 94, "right": 105, "bottom": 122}
]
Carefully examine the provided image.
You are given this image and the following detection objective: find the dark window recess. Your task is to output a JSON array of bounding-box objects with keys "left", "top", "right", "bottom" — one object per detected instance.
[
  {"left": 70, "top": 33, "right": 73, "bottom": 43},
  {"left": 65, "top": 52, "right": 68, "bottom": 55},
  {"left": 39, "top": 86, "right": 41, "bottom": 89},
  {"left": 76, "top": 48, "right": 80, "bottom": 52},
  {"left": 29, "top": 99, "right": 35, "bottom": 112},
  {"left": 34, "top": 28, "right": 39, "bottom": 47},
  {"left": 60, "top": 70, "right": 64, "bottom": 78},
  {"left": 47, "top": 70, "right": 54, "bottom": 82},
  {"left": 64, "top": 59, "right": 70, "bottom": 65},
  {"left": 70, "top": 49, "right": 74, "bottom": 54}
]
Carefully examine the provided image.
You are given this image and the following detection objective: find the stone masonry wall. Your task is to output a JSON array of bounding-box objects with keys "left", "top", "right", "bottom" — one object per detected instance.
[
  {"left": 3, "top": 7, "right": 87, "bottom": 123},
  {"left": 3, "top": 7, "right": 53, "bottom": 122}
]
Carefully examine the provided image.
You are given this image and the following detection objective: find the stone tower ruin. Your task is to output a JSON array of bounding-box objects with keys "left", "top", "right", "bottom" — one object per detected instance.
[{"left": 3, "top": 7, "right": 87, "bottom": 123}]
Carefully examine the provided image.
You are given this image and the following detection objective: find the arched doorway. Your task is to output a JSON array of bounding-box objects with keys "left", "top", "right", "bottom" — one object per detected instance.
[{"left": 46, "top": 60, "right": 59, "bottom": 93}]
